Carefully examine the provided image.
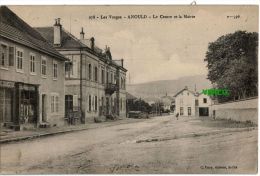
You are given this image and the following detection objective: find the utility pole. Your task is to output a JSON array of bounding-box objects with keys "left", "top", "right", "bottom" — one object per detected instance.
[{"left": 129, "top": 73, "right": 131, "bottom": 85}]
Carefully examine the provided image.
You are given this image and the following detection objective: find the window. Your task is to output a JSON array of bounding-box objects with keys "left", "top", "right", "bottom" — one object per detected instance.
[
  {"left": 95, "top": 96, "right": 97, "bottom": 111},
  {"left": 114, "top": 74, "right": 116, "bottom": 84},
  {"left": 88, "top": 95, "right": 91, "bottom": 111},
  {"left": 188, "top": 107, "right": 191, "bottom": 116},
  {"left": 101, "top": 69, "right": 105, "bottom": 84},
  {"left": 195, "top": 99, "right": 199, "bottom": 106},
  {"left": 16, "top": 49, "right": 23, "bottom": 71},
  {"left": 88, "top": 64, "right": 92, "bottom": 80},
  {"left": 55, "top": 96, "right": 59, "bottom": 112},
  {"left": 1, "top": 44, "right": 8, "bottom": 68},
  {"left": 94, "top": 66, "right": 98, "bottom": 82},
  {"left": 122, "top": 78, "right": 125, "bottom": 89},
  {"left": 41, "top": 57, "right": 47, "bottom": 76},
  {"left": 65, "top": 61, "right": 70, "bottom": 78},
  {"left": 9, "top": 46, "right": 14, "bottom": 66},
  {"left": 106, "top": 71, "right": 109, "bottom": 83},
  {"left": 53, "top": 61, "right": 58, "bottom": 79},
  {"left": 180, "top": 107, "right": 184, "bottom": 115},
  {"left": 92, "top": 95, "right": 94, "bottom": 110},
  {"left": 30, "top": 54, "right": 36, "bottom": 74},
  {"left": 203, "top": 98, "right": 207, "bottom": 103},
  {"left": 111, "top": 72, "right": 113, "bottom": 84},
  {"left": 51, "top": 94, "right": 59, "bottom": 113}
]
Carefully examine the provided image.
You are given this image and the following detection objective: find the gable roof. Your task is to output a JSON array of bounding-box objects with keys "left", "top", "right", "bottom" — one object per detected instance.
[
  {"left": 0, "top": 6, "right": 67, "bottom": 61},
  {"left": 174, "top": 87, "right": 197, "bottom": 97}
]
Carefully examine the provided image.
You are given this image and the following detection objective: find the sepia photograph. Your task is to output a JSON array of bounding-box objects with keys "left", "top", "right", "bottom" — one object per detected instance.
[{"left": 0, "top": 4, "right": 258, "bottom": 174}]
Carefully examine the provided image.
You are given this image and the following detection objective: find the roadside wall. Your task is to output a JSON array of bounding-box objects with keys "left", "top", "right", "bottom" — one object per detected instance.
[{"left": 211, "top": 97, "right": 258, "bottom": 124}]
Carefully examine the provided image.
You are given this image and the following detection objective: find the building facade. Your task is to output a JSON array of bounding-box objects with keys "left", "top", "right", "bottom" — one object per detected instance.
[
  {"left": 174, "top": 86, "right": 212, "bottom": 117},
  {"left": 36, "top": 21, "right": 127, "bottom": 123},
  {"left": 0, "top": 6, "right": 67, "bottom": 129}
]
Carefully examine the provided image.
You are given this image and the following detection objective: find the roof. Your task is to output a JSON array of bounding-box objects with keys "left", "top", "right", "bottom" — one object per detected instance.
[
  {"left": 35, "top": 27, "right": 86, "bottom": 49},
  {"left": 174, "top": 87, "right": 198, "bottom": 97},
  {"left": 36, "top": 26, "right": 128, "bottom": 72},
  {"left": 161, "top": 95, "right": 174, "bottom": 101},
  {"left": 0, "top": 6, "right": 67, "bottom": 61},
  {"left": 126, "top": 92, "right": 137, "bottom": 100}
]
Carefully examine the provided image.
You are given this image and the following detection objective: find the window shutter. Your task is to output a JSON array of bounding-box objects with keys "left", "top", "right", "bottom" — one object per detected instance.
[{"left": 73, "top": 95, "right": 78, "bottom": 111}]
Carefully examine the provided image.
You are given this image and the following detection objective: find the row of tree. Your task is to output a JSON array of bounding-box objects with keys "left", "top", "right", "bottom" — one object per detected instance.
[
  {"left": 127, "top": 98, "right": 173, "bottom": 114},
  {"left": 205, "top": 31, "right": 258, "bottom": 102}
]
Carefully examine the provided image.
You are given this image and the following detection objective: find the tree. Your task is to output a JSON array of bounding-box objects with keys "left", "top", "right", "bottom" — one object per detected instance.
[
  {"left": 205, "top": 31, "right": 258, "bottom": 102},
  {"left": 127, "top": 98, "right": 152, "bottom": 113}
]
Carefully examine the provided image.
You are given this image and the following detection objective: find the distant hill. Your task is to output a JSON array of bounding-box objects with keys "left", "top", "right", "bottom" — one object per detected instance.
[{"left": 126, "top": 75, "right": 212, "bottom": 102}]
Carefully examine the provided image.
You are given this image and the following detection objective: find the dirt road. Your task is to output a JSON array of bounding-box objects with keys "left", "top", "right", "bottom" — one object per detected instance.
[{"left": 0, "top": 116, "right": 257, "bottom": 174}]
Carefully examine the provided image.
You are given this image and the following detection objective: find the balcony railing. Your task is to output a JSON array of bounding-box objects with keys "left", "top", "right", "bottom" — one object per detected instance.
[{"left": 105, "top": 83, "right": 118, "bottom": 95}]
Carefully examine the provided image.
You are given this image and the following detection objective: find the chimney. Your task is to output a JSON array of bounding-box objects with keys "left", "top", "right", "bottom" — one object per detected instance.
[
  {"left": 90, "top": 37, "right": 95, "bottom": 50},
  {"left": 121, "top": 59, "right": 124, "bottom": 67},
  {"left": 80, "top": 27, "right": 85, "bottom": 40},
  {"left": 54, "top": 18, "right": 62, "bottom": 46}
]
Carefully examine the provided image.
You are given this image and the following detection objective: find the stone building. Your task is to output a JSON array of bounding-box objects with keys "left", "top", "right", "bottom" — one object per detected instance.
[
  {"left": 174, "top": 86, "right": 212, "bottom": 117},
  {"left": 0, "top": 6, "right": 68, "bottom": 129},
  {"left": 36, "top": 21, "right": 127, "bottom": 123}
]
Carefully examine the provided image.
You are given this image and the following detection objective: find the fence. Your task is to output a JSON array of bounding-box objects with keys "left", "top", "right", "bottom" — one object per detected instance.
[{"left": 211, "top": 97, "right": 258, "bottom": 124}]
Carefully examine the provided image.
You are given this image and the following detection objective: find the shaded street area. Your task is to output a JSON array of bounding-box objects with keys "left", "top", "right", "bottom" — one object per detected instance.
[{"left": 0, "top": 116, "right": 257, "bottom": 174}]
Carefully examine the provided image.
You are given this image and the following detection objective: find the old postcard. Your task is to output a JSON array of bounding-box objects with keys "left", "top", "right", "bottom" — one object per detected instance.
[{"left": 0, "top": 5, "right": 258, "bottom": 174}]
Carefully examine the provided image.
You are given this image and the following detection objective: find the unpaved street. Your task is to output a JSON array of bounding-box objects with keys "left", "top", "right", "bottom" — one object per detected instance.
[{"left": 0, "top": 116, "right": 257, "bottom": 174}]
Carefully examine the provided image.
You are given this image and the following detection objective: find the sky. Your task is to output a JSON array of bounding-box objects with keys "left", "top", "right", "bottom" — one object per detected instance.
[{"left": 9, "top": 5, "right": 259, "bottom": 84}]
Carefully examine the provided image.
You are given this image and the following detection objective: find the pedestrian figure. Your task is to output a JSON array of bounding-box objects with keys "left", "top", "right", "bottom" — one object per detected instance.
[{"left": 175, "top": 112, "right": 179, "bottom": 120}]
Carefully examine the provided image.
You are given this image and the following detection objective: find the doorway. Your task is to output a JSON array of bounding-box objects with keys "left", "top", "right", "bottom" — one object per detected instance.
[
  {"left": 0, "top": 88, "right": 13, "bottom": 124},
  {"left": 188, "top": 107, "right": 191, "bottom": 116},
  {"left": 65, "top": 95, "right": 73, "bottom": 116},
  {"left": 106, "top": 97, "right": 110, "bottom": 115},
  {"left": 199, "top": 107, "right": 209, "bottom": 116},
  {"left": 42, "top": 94, "right": 47, "bottom": 122}
]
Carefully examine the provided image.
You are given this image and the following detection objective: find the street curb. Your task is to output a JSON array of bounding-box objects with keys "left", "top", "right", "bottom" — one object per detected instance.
[
  {"left": 0, "top": 119, "right": 146, "bottom": 144},
  {"left": 0, "top": 127, "right": 90, "bottom": 144}
]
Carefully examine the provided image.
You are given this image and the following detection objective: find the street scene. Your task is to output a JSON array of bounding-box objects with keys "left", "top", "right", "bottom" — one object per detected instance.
[
  {"left": 1, "top": 116, "right": 257, "bottom": 174},
  {"left": 0, "top": 5, "right": 258, "bottom": 174}
]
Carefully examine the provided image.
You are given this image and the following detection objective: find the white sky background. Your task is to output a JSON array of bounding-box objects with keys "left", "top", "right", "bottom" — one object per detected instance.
[{"left": 9, "top": 5, "right": 258, "bottom": 84}]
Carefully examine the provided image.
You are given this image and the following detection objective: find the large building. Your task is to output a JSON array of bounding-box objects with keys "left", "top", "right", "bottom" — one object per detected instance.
[
  {"left": 174, "top": 86, "right": 212, "bottom": 117},
  {"left": 36, "top": 20, "right": 127, "bottom": 123},
  {"left": 0, "top": 6, "right": 68, "bottom": 129}
]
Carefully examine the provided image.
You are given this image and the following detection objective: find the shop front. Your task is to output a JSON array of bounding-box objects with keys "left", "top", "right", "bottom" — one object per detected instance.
[{"left": 0, "top": 80, "right": 39, "bottom": 130}]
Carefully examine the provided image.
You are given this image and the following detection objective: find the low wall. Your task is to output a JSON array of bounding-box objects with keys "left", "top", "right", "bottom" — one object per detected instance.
[{"left": 211, "top": 97, "right": 258, "bottom": 124}]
